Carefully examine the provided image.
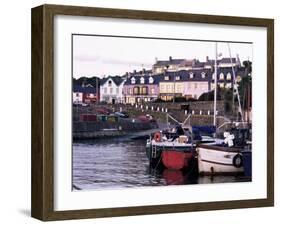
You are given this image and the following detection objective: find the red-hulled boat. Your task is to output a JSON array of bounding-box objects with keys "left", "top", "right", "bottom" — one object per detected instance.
[{"left": 162, "top": 150, "right": 193, "bottom": 170}]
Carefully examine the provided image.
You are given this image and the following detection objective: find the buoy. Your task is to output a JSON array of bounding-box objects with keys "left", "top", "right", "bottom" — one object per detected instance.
[{"left": 154, "top": 132, "right": 162, "bottom": 142}]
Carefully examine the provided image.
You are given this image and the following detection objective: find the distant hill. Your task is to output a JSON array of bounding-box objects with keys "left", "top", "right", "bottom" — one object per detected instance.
[{"left": 73, "top": 76, "right": 100, "bottom": 87}]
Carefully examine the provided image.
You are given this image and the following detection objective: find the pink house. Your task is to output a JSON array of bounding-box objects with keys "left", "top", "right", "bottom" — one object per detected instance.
[{"left": 123, "top": 74, "right": 162, "bottom": 104}]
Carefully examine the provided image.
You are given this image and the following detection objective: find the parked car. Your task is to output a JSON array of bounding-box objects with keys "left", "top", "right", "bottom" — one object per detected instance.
[{"left": 114, "top": 111, "right": 130, "bottom": 118}]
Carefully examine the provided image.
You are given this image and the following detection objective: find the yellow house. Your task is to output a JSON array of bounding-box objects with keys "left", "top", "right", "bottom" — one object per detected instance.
[{"left": 159, "top": 74, "right": 184, "bottom": 100}]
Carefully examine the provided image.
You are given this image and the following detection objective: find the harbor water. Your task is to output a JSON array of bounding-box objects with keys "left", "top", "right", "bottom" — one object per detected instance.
[{"left": 73, "top": 138, "right": 250, "bottom": 191}]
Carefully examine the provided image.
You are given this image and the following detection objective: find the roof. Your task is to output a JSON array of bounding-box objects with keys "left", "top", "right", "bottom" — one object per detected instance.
[
  {"left": 193, "top": 61, "right": 205, "bottom": 68},
  {"left": 179, "top": 59, "right": 195, "bottom": 67},
  {"left": 153, "top": 58, "right": 186, "bottom": 67},
  {"left": 73, "top": 85, "right": 97, "bottom": 93},
  {"left": 159, "top": 69, "right": 212, "bottom": 82},
  {"left": 100, "top": 76, "right": 125, "bottom": 86},
  {"left": 123, "top": 66, "right": 247, "bottom": 84},
  {"left": 205, "top": 60, "right": 215, "bottom": 66},
  {"left": 219, "top": 58, "right": 237, "bottom": 64},
  {"left": 124, "top": 74, "right": 164, "bottom": 85}
]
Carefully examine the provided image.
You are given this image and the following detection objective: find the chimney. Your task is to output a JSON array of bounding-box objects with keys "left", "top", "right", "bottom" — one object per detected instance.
[
  {"left": 133, "top": 69, "right": 136, "bottom": 74},
  {"left": 155, "top": 57, "right": 158, "bottom": 63},
  {"left": 206, "top": 56, "right": 209, "bottom": 62},
  {"left": 169, "top": 56, "right": 172, "bottom": 61},
  {"left": 143, "top": 68, "right": 146, "bottom": 73}
]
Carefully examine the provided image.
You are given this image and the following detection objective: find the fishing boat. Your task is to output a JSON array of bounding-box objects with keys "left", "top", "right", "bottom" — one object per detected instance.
[
  {"left": 197, "top": 42, "right": 252, "bottom": 175},
  {"left": 146, "top": 115, "right": 222, "bottom": 170},
  {"left": 197, "top": 128, "right": 251, "bottom": 175},
  {"left": 146, "top": 132, "right": 194, "bottom": 170}
]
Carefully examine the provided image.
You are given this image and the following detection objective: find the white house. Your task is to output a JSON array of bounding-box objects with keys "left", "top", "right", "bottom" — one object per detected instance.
[
  {"left": 100, "top": 76, "right": 125, "bottom": 104},
  {"left": 73, "top": 85, "right": 99, "bottom": 104}
]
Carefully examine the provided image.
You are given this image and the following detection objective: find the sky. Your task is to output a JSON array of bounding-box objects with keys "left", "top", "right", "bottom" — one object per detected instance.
[{"left": 72, "top": 34, "right": 253, "bottom": 79}]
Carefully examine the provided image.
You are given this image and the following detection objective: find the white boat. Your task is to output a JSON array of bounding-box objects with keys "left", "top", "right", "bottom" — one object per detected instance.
[
  {"left": 197, "top": 144, "right": 244, "bottom": 175},
  {"left": 197, "top": 127, "right": 251, "bottom": 174},
  {"left": 196, "top": 43, "right": 251, "bottom": 175}
]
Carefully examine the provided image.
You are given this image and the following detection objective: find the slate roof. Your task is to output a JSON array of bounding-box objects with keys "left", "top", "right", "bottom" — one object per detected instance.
[
  {"left": 124, "top": 74, "right": 164, "bottom": 85},
  {"left": 100, "top": 76, "right": 125, "bottom": 86},
  {"left": 205, "top": 60, "right": 215, "bottom": 66},
  {"left": 193, "top": 61, "right": 205, "bottom": 68},
  {"left": 123, "top": 66, "right": 248, "bottom": 85},
  {"left": 124, "top": 69, "right": 212, "bottom": 85},
  {"left": 219, "top": 58, "right": 237, "bottom": 64},
  {"left": 160, "top": 69, "right": 212, "bottom": 82},
  {"left": 179, "top": 59, "right": 195, "bottom": 67},
  {"left": 153, "top": 59, "right": 186, "bottom": 67},
  {"left": 73, "top": 85, "right": 97, "bottom": 93}
]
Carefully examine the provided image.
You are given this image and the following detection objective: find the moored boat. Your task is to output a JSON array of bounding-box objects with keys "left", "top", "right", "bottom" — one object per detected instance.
[
  {"left": 196, "top": 128, "right": 251, "bottom": 175},
  {"left": 146, "top": 123, "right": 222, "bottom": 170},
  {"left": 146, "top": 133, "right": 194, "bottom": 169},
  {"left": 197, "top": 144, "right": 244, "bottom": 175}
]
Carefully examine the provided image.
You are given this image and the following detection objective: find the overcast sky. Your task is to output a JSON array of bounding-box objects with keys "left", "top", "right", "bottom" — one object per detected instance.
[{"left": 73, "top": 35, "right": 253, "bottom": 79}]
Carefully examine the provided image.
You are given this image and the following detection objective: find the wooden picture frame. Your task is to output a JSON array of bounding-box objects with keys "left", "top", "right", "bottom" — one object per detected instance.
[{"left": 31, "top": 4, "right": 274, "bottom": 221}]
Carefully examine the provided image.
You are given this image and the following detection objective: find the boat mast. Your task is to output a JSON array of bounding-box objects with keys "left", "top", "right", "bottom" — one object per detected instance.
[
  {"left": 213, "top": 42, "right": 218, "bottom": 127},
  {"left": 227, "top": 43, "right": 244, "bottom": 122}
]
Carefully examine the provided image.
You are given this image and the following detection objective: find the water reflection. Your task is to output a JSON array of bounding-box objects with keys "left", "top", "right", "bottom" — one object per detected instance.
[{"left": 72, "top": 138, "right": 250, "bottom": 191}]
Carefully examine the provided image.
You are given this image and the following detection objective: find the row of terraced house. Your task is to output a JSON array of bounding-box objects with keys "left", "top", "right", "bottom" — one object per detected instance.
[{"left": 73, "top": 56, "right": 248, "bottom": 104}]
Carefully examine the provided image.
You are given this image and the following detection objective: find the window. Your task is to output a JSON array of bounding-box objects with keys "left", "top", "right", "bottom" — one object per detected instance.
[
  {"left": 131, "top": 77, "right": 136, "bottom": 84},
  {"left": 76, "top": 93, "right": 79, "bottom": 97},
  {"left": 175, "top": 76, "right": 180, "bottom": 80},
  {"left": 140, "top": 77, "right": 145, "bottom": 84},
  {"left": 212, "top": 73, "right": 216, "bottom": 80},
  {"left": 201, "top": 72, "right": 206, "bottom": 78},
  {"left": 133, "top": 86, "right": 140, "bottom": 95},
  {"left": 160, "top": 84, "right": 165, "bottom": 92},
  {"left": 149, "top": 77, "right": 154, "bottom": 84},
  {"left": 151, "top": 88, "right": 155, "bottom": 94},
  {"left": 227, "top": 73, "right": 232, "bottom": 80},
  {"left": 129, "top": 88, "right": 132, "bottom": 94},
  {"left": 167, "top": 84, "right": 173, "bottom": 93},
  {"left": 141, "top": 86, "right": 148, "bottom": 95},
  {"left": 219, "top": 83, "right": 224, "bottom": 88},
  {"left": 189, "top": 72, "right": 194, "bottom": 79},
  {"left": 219, "top": 73, "right": 224, "bottom": 80},
  {"left": 108, "top": 80, "right": 112, "bottom": 86},
  {"left": 164, "top": 76, "right": 169, "bottom": 81}
]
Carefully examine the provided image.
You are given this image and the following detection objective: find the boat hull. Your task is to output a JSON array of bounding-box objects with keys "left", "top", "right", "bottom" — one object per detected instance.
[
  {"left": 146, "top": 140, "right": 194, "bottom": 168},
  {"left": 197, "top": 145, "right": 244, "bottom": 175},
  {"left": 162, "top": 150, "right": 193, "bottom": 170},
  {"left": 242, "top": 151, "right": 252, "bottom": 177}
]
